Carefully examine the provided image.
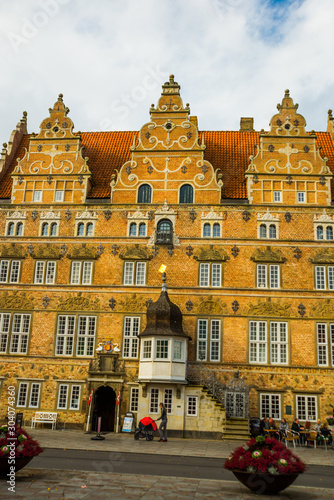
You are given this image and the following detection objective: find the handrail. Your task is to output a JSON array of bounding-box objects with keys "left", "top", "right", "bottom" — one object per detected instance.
[{"left": 186, "top": 362, "right": 225, "bottom": 406}]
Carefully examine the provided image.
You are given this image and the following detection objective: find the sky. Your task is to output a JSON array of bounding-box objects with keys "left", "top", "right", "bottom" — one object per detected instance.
[{"left": 0, "top": 0, "right": 334, "bottom": 143}]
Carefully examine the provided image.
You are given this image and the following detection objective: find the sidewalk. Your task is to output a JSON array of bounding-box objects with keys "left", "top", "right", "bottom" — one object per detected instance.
[{"left": 1, "top": 429, "right": 333, "bottom": 499}]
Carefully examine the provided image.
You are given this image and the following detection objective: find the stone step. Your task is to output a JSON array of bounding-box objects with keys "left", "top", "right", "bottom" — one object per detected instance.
[{"left": 222, "top": 434, "right": 250, "bottom": 441}]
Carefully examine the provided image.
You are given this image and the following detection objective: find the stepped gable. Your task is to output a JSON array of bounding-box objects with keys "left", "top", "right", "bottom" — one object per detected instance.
[{"left": 139, "top": 274, "right": 189, "bottom": 339}]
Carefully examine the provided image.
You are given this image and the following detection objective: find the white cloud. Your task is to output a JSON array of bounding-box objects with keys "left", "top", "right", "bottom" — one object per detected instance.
[{"left": 0, "top": 0, "right": 333, "bottom": 143}]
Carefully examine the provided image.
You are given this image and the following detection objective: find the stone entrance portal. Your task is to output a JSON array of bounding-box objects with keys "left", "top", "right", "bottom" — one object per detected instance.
[{"left": 92, "top": 386, "right": 116, "bottom": 432}]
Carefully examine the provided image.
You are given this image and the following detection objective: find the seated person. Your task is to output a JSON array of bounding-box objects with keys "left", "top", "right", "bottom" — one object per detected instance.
[
  {"left": 313, "top": 419, "right": 322, "bottom": 433},
  {"left": 260, "top": 417, "right": 269, "bottom": 436},
  {"left": 268, "top": 417, "right": 279, "bottom": 440},
  {"left": 319, "top": 423, "right": 333, "bottom": 445},
  {"left": 291, "top": 418, "right": 306, "bottom": 444},
  {"left": 278, "top": 418, "right": 289, "bottom": 439}
]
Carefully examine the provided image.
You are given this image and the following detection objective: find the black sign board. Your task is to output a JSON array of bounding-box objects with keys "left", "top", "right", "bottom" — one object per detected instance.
[
  {"left": 15, "top": 412, "right": 23, "bottom": 427},
  {"left": 285, "top": 405, "right": 292, "bottom": 416}
]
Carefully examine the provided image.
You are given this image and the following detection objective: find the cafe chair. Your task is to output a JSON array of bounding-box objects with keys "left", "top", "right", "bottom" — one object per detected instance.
[
  {"left": 306, "top": 431, "right": 317, "bottom": 449},
  {"left": 283, "top": 430, "right": 299, "bottom": 448}
]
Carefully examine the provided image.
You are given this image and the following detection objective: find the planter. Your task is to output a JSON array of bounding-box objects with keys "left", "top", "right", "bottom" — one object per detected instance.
[
  {"left": 232, "top": 470, "right": 299, "bottom": 495},
  {"left": 0, "top": 457, "right": 33, "bottom": 477}
]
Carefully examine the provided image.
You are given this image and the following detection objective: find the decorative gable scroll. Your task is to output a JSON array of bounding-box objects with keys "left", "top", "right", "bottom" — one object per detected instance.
[{"left": 0, "top": 244, "right": 26, "bottom": 259}]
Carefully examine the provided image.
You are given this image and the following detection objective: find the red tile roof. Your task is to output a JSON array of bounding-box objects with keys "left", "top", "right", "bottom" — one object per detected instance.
[{"left": 1, "top": 130, "right": 333, "bottom": 201}]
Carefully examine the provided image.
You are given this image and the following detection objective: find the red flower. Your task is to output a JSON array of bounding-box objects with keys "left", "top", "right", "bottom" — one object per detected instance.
[{"left": 0, "top": 425, "right": 43, "bottom": 459}]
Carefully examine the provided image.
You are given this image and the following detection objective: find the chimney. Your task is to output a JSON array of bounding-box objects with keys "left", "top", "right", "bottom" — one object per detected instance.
[
  {"left": 327, "top": 109, "right": 334, "bottom": 139},
  {"left": 240, "top": 117, "right": 254, "bottom": 132},
  {"left": 189, "top": 116, "right": 198, "bottom": 128}
]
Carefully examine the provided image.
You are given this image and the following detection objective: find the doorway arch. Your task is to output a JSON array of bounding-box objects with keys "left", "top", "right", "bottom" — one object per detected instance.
[{"left": 92, "top": 386, "right": 116, "bottom": 432}]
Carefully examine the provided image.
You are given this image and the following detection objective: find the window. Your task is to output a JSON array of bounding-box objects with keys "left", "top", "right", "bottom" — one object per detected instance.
[
  {"left": 203, "top": 223, "right": 211, "bottom": 237},
  {"left": 156, "top": 339, "right": 169, "bottom": 359},
  {"left": 129, "top": 223, "right": 137, "bottom": 236},
  {"left": 296, "top": 395, "right": 317, "bottom": 421},
  {"left": 33, "top": 190, "right": 42, "bottom": 202},
  {"left": 138, "top": 184, "right": 152, "bottom": 203},
  {"left": 273, "top": 191, "right": 282, "bottom": 202},
  {"left": 315, "top": 266, "right": 334, "bottom": 290},
  {"left": 156, "top": 219, "right": 173, "bottom": 244},
  {"left": 260, "top": 394, "right": 281, "bottom": 419},
  {"left": 187, "top": 396, "right": 198, "bottom": 416},
  {"left": 149, "top": 388, "right": 159, "bottom": 413},
  {"left": 55, "top": 315, "right": 96, "bottom": 357},
  {"left": 164, "top": 389, "right": 173, "bottom": 414},
  {"left": 17, "top": 382, "right": 41, "bottom": 408},
  {"left": 180, "top": 184, "right": 194, "bottom": 204},
  {"left": 173, "top": 340, "right": 184, "bottom": 361},
  {"left": 213, "top": 223, "right": 220, "bottom": 237},
  {"left": 316, "top": 323, "right": 334, "bottom": 366},
  {"left": 10, "top": 314, "right": 31, "bottom": 354},
  {"left": 57, "top": 384, "right": 82, "bottom": 410},
  {"left": 0, "top": 260, "right": 21, "bottom": 283},
  {"left": 6, "top": 221, "right": 24, "bottom": 236},
  {"left": 0, "top": 313, "right": 10, "bottom": 353},
  {"left": 76, "top": 222, "right": 94, "bottom": 237},
  {"left": 130, "top": 387, "right": 139, "bottom": 412},
  {"left": 142, "top": 340, "right": 152, "bottom": 359},
  {"left": 256, "top": 264, "right": 280, "bottom": 289},
  {"left": 70, "top": 261, "right": 93, "bottom": 285},
  {"left": 54, "top": 190, "right": 64, "bottom": 202},
  {"left": 297, "top": 191, "right": 305, "bottom": 203},
  {"left": 258, "top": 222, "right": 278, "bottom": 239},
  {"left": 270, "top": 322, "right": 288, "bottom": 364},
  {"left": 122, "top": 316, "right": 140, "bottom": 358},
  {"left": 197, "top": 319, "right": 221, "bottom": 362},
  {"left": 315, "top": 225, "right": 334, "bottom": 241},
  {"left": 203, "top": 222, "right": 221, "bottom": 238},
  {"left": 40, "top": 222, "right": 59, "bottom": 236},
  {"left": 249, "top": 321, "right": 267, "bottom": 363},
  {"left": 199, "top": 263, "right": 221, "bottom": 287},
  {"left": 138, "top": 223, "right": 146, "bottom": 236},
  {"left": 34, "top": 261, "right": 56, "bottom": 284},
  {"left": 129, "top": 222, "right": 147, "bottom": 237},
  {"left": 123, "top": 261, "right": 146, "bottom": 285}
]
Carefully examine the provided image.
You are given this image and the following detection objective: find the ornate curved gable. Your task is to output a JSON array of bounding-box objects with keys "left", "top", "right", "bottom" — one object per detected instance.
[
  {"left": 112, "top": 75, "right": 222, "bottom": 204},
  {"left": 11, "top": 94, "right": 92, "bottom": 204},
  {"left": 245, "top": 90, "right": 333, "bottom": 206},
  {"left": 66, "top": 244, "right": 99, "bottom": 260}
]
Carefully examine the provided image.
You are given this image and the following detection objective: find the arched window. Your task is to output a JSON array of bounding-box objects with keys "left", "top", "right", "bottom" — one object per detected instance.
[
  {"left": 180, "top": 184, "right": 193, "bottom": 204},
  {"left": 86, "top": 223, "right": 93, "bottom": 236},
  {"left": 259, "top": 224, "right": 267, "bottom": 238},
  {"left": 77, "top": 223, "right": 85, "bottom": 236},
  {"left": 41, "top": 223, "right": 49, "bottom": 236},
  {"left": 138, "top": 184, "right": 152, "bottom": 204},
  {"left": 213, "top": 223, "right": 220, "bottom": 237},
  {"left": 326, "top": 226, "right": 333, "bottom": 240},
  {"left": 203, "top": 223, "right": 211, "bottom": 237},
  {"left": 7, "top": 222, "right": 15, "bottom": 236},
  {"left": 157, "top": 219, "right": 173, "bottom": 244},
  {"left": 50, "top": 223, "right": 57, "bottom": 236},
  {"left": 129, "top": 223, "right": 137, "bottom": 236},
  {"left": 269, "top": 224, "right": 276, "bottom": 239},
  {"left": 317, "top": 226, "right": 324, "bottom": 240},
  {"left": 16, "top": 222, "right": 23, "bottom": 236},
  {"left": 138, "top": 223, "right": 146, "bottom": 236}
]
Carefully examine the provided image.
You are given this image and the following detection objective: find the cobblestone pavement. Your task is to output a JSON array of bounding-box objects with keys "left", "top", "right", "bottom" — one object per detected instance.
[
  {"left": 29, "top": 429, "right": 334, "bottom": 467},
  {"left": 1, "top": 468, "right": 334, "bottom": 500}
]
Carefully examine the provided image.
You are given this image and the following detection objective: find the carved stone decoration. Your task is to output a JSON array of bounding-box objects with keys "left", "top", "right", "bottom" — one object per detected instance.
[
  {"left": 232, "top": 300, "right": 239, "bottom": 313},
  {"left": 104, "top": 210, "right": 112, "bottom": 221},
  {"left": 109, "top": 297, "right": 116, "bottom": 310},
  {"left": 40, "top": 210, "right": 61, "bottom": 220},
  {"left": 75, "top": 210, "right": 98, "bottom": 220},
  {"left": 186, "top": 245, "right": 193, "bottom": 257},
  {"left": 247, "top": 298, "right": 291, "bottom": 317},
  {"left": 257, "top": 210, "right": 279, "bottom": 222},
  {"left": 189, "top": 208, "right": 197, "bottom": 222},
  {"left": 31, "top": 210, "right": 38, "bottom": 222},
  {"left": 0, "top": 291, "right": 34, "bottom": 310},
  {"left": 57, "top": 293, "right": 100, "bottom": 311},
  {"left": 310, "top": 299, "right": 334, "bottom": 318},
  {"left": 128, "top": 210, "right": 149, "bottom": 220},
  {"left": 60, "top": 244, "right": 68, "bottom": 256},
  {"left": 193, "top": 246, "right": 229, "bottom": 262},
  {"left": 242, "top": 210, "right": 251, "bottom": 222},
  {"left": 293, "top": 247, "right": 302, "bottom": 260},
  {"left": 111, "top": 244, "right": 119, "bottom": 256},
  {"left": 26, "top": 244, "right": 34, "bottom": 256},
  {"left": 119, "top": 245, "right": 152, "bottom": 261},
  {"left": 185, "top": 300, "right": 193, "bottom": 312},
  {"left": 66, "top": 244, "right": 99, "bottom": 260},
  {"left": 42, "top": 296, "right": 50, "bottom": 309},
  {"left": 6, "top": 210, "right": 27, "bottom": 220},
  {"left": 119, "top": 294, "right": 146, "bottom": 312},
  {"left": 309, "top": 249, "right": 334, "bottom": 264},
  {"left": 250, "top": 246, "right": 286, "bottom": 263},
  {"left": 314, "top": 210, "right": 334, "bottom": 223},
  {"left": 284, "top": 212, "right": 292, "bottom": 223},
  {"left": 32, "top": 245, "right": 61, "bottom": 260},
  {"left": 96, "top": 244, "right": 104, "bottom": 256},
  {"left": 65, "top": 209, "right": 72, "bottom": 221},
  {"left": 231, "top": 245, "right": 239, "bottom": 258},
  {"left": 298, "top": 303, "right": 306, "bottom": 317},
  {"left": 196, "top": 296, "right": 227, "bottom": 315},
  {"left": 201, "top": 208, "right": 224, "bottom": 220},
  {"left": 0, "top": 244, "right": 26, "bottom": 259}
]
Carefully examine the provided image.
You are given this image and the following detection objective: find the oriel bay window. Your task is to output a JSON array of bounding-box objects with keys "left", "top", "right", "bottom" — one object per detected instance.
[
  {"left": 197, "top": 319, "right": 221, "bottom": 362},
  {"left": 123, "top": 261, "right": 147, "bottom": 285},
  {"left": 55, "top": 315, "right": 97, "bottom": 357},
  {"left": 140, "top": 338, "right": 185, "bottom": 361},
  {"left": 249, "top": 320, "right": 288, "bottom": 364}
]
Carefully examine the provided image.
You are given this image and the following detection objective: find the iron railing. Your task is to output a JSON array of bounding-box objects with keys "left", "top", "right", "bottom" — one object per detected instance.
[
  {"left": 186, "top": 362, "right": 225, "bottom": 406},
  {"left": 155, "top": 231, "right": 173, "bottom": 245}
]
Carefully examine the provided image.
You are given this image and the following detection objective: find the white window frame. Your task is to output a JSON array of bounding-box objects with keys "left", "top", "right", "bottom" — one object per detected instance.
[
  {"left": 55, "top": 315, "right": 96, "bottom": 357},
  {"left": 70, "top": 261, "right": 93, "bottom": 285},
  {"left": 315, "top": 224, "right": 334, "bottom": 241},
  {"left": 33, "top": 190, "right": 42, "bottom": 202},
  {"left": 0, "top": 312, "right": 11, "bottom": 353},
  {"left": 57, "top": 383, "right": 82, "bottom": 410},
  {"left": 316, "top": 323, "right": 333, "bottom": 366},
  {"left": 122, "top": 316, "right": 140, "bottom": 358},
  {"left": 297, "top": 191, "right": 305, "bottom": 203},
  {"left": 54, "top": 190, "right": 64, "bottom": 202},
  {"left": 141, "top": 339, "right": 152, "bottom": 360},
  {"left": 270, "top": 322, "right": 288, "bottom": 364},
  {"left": 17, "top": 381, "right": 41, "bottom": 408},
  {"left": 123, "top": 261, "right": 147, "bottom": 286},
  {"left": 199, "top": 263, "right": 221, "bottom": 287},
  {"left": 164, "top": 388, "right": 173, "bottom": 414},
  {"left": 273, "top": 191, "right": 282, "bottom": 203},
  {"left": 296, "top": 395, "right": 317, "bottom": 421},
  {"left": 34, "top": 260, "right": 56, "bottom": 284},
  {"left": 256, "top": 264, "right": 280, "bottom": 289},
  {"left": 76, "top": 316, "right": 96, "bottom": 357},
  {"left": 260, "top": 393, "right": 281, "bottom": 419},
  {"left": 187, "top": 396, "right": 198, "bottom": 416},
  {"left": 257, "top": 222, "right": 279, "bottom": 239},
  {"left": 173, "top": 340, "right": 184, "bottom": 362},
  {"left": 130, "top": 387, "right": 139, "bottom": 412},
  {"left": 197, "top": 319, "right": 221, "bottom": 362},
  {"left": 0, "top": 259, "right": 21, "bottom": 284},
  {"left": 249, "top": 321, "right": 267, "bottom": 364},
  {"left": 9, "top": 313, "right": 31, "bottom": 354},
  {"left": 155, "top": 339, "right": 169, "bottom": 360},
  {"left": 149, "top": 388, "right": 159, "bottom": 414},
  {"left": 315, "top": 265, "right": 334, "bottom": 290}
]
